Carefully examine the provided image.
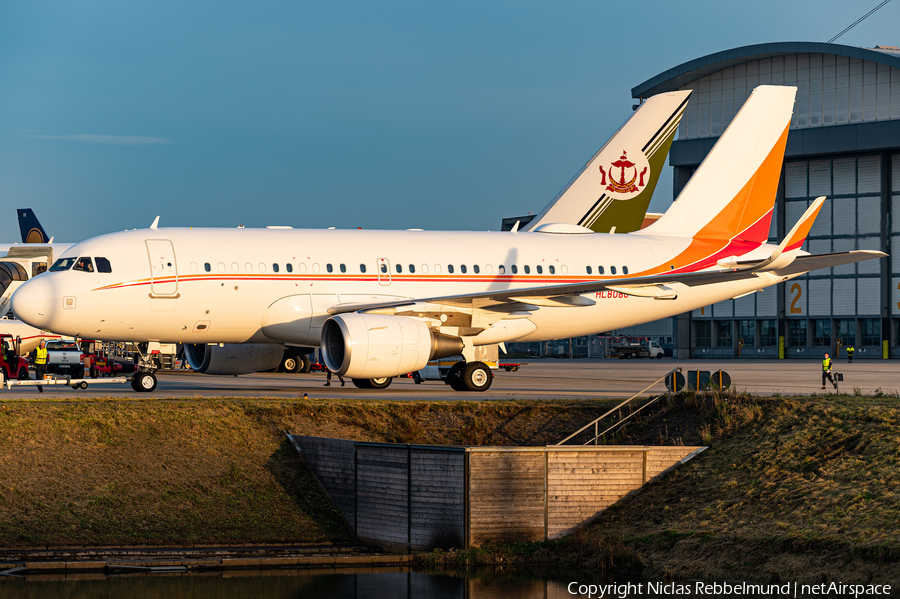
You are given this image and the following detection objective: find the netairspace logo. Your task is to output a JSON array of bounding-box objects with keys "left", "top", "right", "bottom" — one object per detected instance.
[{"left": 567, "top": 580, "right": 893, "bottom": 598}]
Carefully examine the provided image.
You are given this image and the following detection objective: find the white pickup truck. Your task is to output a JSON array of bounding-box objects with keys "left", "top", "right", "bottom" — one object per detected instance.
[{"left": 44, "top": 341, "right": 84, "bottom": 375}]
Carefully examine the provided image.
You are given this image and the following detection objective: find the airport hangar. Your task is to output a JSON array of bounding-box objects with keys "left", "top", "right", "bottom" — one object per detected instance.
[{"left": 506, "top": 42, "right": 900, "bottom": 361}]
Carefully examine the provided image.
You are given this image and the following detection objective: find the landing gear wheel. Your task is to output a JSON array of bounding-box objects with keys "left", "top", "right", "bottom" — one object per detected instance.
[
  {"left": 462, "top": 361, "right": 492, "bottom": 392},
  {"left": 412, "top": 371, "right": 423, "bottom": 384},
  {"left": 131, "top": 372, "right": 158, "bottom": 393},
  {"left": 298, "top": 355, "right": 311, "bottom": 373},
  {"left": 352, "top": 378, "right": 372, "bottom": 389},
  {"left": 282, "top": 356, "right": 300, "bottom": 374},
  {"left": 445, "top": 362, "right": 466, "bottom": 391},
  {"left": 369, "top": 377, "right": 392, "bottom": 389}
]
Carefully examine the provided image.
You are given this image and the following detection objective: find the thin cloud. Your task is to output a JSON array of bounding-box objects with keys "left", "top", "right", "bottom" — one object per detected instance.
[{"left": 15, "top": 130, "right": 175, "bottom": 145}]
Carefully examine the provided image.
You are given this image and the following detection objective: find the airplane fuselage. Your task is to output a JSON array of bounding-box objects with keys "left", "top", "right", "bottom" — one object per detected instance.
[{"left": 12, "top": 227, "right": 785, "bottom": 345}]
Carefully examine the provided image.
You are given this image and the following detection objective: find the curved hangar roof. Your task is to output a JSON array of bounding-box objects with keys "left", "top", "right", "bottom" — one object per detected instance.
[
  {"left": 631, "top": 42, "right": 900, "bottom": 149},
  {"left": 632, "top": 42, "right": 900, "bottom": 98}
]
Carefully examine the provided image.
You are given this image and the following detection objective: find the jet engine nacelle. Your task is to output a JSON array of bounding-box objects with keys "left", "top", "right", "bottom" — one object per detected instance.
[
  {"left": 321, "top": 314, "right": 463, "bottom": 379},
  {"left": 184, "top": 343, "right": 284, "bottom": 375}
]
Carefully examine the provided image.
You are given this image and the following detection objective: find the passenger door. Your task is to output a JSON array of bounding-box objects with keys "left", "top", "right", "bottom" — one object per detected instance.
[{"left": 146, "top": 240, "right": 178, "bottom": 297}]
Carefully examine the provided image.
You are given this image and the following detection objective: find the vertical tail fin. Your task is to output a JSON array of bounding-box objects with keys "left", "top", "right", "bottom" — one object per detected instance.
[
  {"left": 17, "top": 209, "right": 50, "bottom": 244},
  {"left": 642, "top": 86, "right": 796, "bottom": 245},
  {"left": 526, "top": 90, "right": 691, "bottom": 233}
]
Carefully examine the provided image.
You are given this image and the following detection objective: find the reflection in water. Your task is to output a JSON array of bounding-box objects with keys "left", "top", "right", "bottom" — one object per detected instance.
[{"left": 0, "top": 568, "right": 847, "bottom": 598}]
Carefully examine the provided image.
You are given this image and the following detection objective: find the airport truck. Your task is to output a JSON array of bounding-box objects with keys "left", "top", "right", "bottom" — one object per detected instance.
[
  {"left": 45, "top": 340, "right": 85, "bottom": 375},
  {"left": 0, "top": 335, "right": 29, "bottom": 382},
  {"left": 610, "top": 339, "right": 664, "bottom": 359}
]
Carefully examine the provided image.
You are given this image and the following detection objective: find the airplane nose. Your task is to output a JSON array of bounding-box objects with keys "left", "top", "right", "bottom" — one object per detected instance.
[{"left": 11, "top": 280, "right": 47, "bottom": 328}]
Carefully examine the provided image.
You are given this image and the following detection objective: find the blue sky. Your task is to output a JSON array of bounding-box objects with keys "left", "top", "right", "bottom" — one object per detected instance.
[{"left": 0, "top": 0, "right": 897, "bottom": 242}]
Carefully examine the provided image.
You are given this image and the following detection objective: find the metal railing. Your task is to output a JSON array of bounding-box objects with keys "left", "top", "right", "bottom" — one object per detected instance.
[{"left": 556, "top": 367, "right": 682, "bottom": 446}]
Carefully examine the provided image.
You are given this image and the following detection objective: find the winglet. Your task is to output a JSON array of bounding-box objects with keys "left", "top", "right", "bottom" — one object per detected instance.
[
  {"left": 717, "top": 197, "right": 825, "bottom": 272},
  {"left": 150, "top": 216, "right": 160, "bottom": 230},
  {"left": 781, "top": 196, "right": 824, "bottom": 253}
]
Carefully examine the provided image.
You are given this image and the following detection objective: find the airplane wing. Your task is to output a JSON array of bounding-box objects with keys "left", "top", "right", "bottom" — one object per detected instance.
[{"left": 327, "top": 249, "right": 885, "bottom": 315}]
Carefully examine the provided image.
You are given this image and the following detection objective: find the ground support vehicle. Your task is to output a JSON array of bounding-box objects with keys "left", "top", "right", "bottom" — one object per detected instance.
[
  {"left": 0, "top": 335, "right": 29, "bottom": 382},
  {"left": 79, "top": 340, "right": 133, "bottom": 377},
  {"left": 45, "top": 340, "right": 84, "bottom": 375},
  {"left": 499, "top": 362, "right": 525, "bottom": 371},
  {"left": 1, "top": 370, "right": 158, "bottom": 392},
  {"left": 610, "top": 339, "right": 664, "bottom": 359}
]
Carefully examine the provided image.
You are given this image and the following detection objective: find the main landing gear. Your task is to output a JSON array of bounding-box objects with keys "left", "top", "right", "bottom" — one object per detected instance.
[
  {"left": 445, "top": 361, "right": 493, "bottom": 392},
  {"left": 351, "top": 377, "right": 392, "bottom": 390}
]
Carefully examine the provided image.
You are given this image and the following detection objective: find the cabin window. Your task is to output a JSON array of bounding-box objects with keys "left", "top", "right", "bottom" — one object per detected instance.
[
  {"left": 299, "top": 263, "right": 307, "bottom": 273},
  {"left": 460, "top": 265, "right": 467, "bottom": 274},
  {"left": 286, "top": 263, "right": 293, "bottom": 273},
  {"left": 409, "top": 264, "right": 415, "bottom": 274},
  {"left": 448, "top": 265, "right": 454, "bottom": 274},
  {"left": 380, "top": 263, "right": 387, "bottom": 274},
  {"left": 524, "top": 265, "right": 531, "bottom": 274},
  {"left": 232, "top": 262, "right": 240, "bottom": 272},
  {"left": 204, "top": 262, "right": 211, "bottom": 272},
  {"left": 190, "top": 262, "right": 198, "bottom": 273},
  {"left": 73, "top": 257, "right": 94, "bottom": 272},
  {"left": 421, "top": 264, "right": 428, "bottom": 274},
  {"left": 473, "top": 265, "right": 480, "bottom": 274},
  {"left": 561, "top": 265, "right": 568, "bottom": 274},
  {"left": 259, "top": 263, "right": 267, "bottom": 273},
  {"left": 611, "top": 266, "right": 617, "bottom": 275},
  {"left": 360, "top": 264, "right": 366, "bottom": 273},
  {"left": 498, "top": 265, "right": 505, "bottom": 274},
  {"left": 434, "top": 264, "right": 442, "bottom": 274},
  {"left": 623, "top": 266, "right": 629, "bottom": 275},
  {"left": 312, "top": 263, "right": 319, "bottom": 273},
  {"left": 95, "top": 257, "right": 112, "bottom": 273},
  {"left": 535, "top": 265, "right": 541, "bottom": 274},
  {"left": 548, "top": 265, "right": 555, "bottom": 274},
  {"left": 326, "top": 264, "right": 333, "bottom": 273},
  {"left": 340, "top": 264, "right": 346, "bottom": 273},
  {"left": 396, "top": 264, "right": 402, "bottom": 273},
  {"left": 273, "top": 263, "right": 280, "bottom": 273},
  {"left": 598, "top": 266, "right": 605, "bottom": 275},
  {"left": 217, "top": 262, "right": 225, "bottom": 273},
  {"left": 586, "top": 266, "right": 592, "bottom": 274},
  {"left": 246, "top": 262, "right": 253, "bottom": 272},
  {"left": 511, "top": 265, "right": 518, "bottom": 274}
]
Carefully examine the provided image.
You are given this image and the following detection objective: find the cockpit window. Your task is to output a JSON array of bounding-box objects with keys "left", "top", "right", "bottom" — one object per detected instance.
[
  {"left": 95, "top": 257, "right": 112, "bottom": 273},
  {"left": 73, "top": 257, "right": 95, "bottom": 273},
  {"left": 50, "top": 257, "right": 77, "bottom": 272}
]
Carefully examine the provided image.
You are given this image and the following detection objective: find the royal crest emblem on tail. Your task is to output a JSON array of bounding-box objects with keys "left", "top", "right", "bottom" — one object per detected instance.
[{"left": 598, "top": 149, "right": 650, "bottom": 200}]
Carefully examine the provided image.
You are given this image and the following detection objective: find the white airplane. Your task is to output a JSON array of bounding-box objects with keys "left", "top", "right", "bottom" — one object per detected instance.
[
  {"left": 10, "top": 86, "right": 884, "bottom": 392},
  {"left": 0, "top": 316, "right": 63, "bottom": 354}
]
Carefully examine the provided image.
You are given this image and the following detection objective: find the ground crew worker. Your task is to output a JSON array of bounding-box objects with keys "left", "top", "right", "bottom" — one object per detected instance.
[
  {"left": 847, "top": 345, "right": 854, "bottom": 363},
  {"left": 821, "top": 352, "right": 836, "bottom": 390},
  {"left": 34, "top": 340, "right": 49, "bottom": 393}
]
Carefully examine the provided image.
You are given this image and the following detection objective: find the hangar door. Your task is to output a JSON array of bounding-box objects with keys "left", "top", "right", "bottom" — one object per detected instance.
[{"left": 146, "top": 240, "right": 178, "bottom": 296}]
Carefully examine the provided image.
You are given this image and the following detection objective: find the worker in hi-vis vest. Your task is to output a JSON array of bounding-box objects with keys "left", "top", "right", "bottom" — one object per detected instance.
[
  {"left": 821, "top": 353, "right": 836, "bottom": 390},
  {"left": 33, "top": 340, "right": 48, "bottom": 393},
  {"left": 847, "top": 345, "right": 854, "bottom": 363}
]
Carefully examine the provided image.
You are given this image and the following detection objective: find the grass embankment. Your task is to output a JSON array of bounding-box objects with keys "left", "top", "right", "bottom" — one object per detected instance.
[
  {"left": 0, "top": 397, "right": 616, "bottom": 548},
  {"left": 424, "top": 391, "right": 900, "bottom": 583}
]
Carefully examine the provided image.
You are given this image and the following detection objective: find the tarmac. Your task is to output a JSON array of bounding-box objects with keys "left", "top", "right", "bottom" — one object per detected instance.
[{"left": 1, "top": 357, "right": 897, "bottom": 400}]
